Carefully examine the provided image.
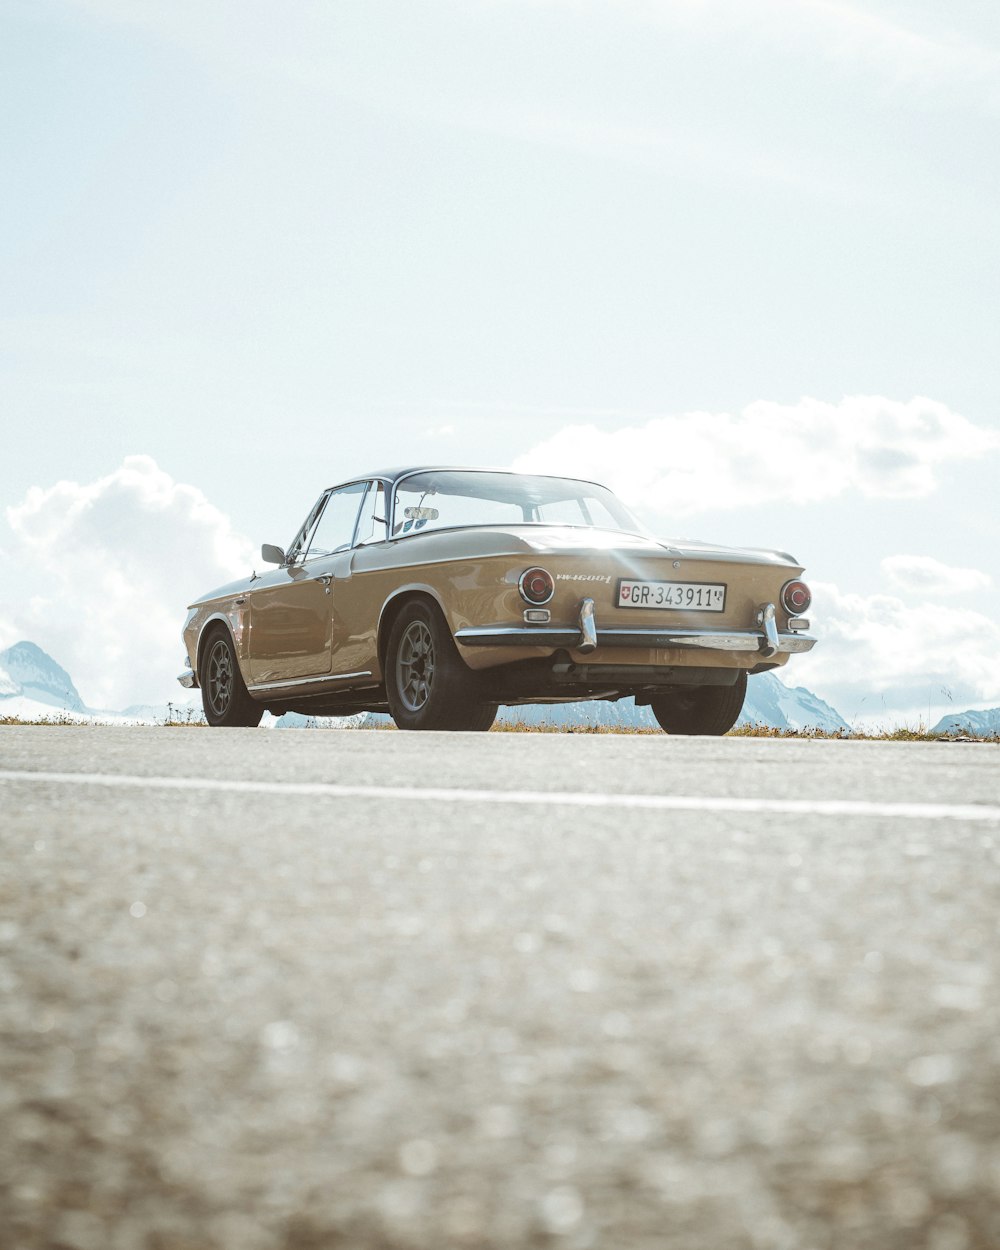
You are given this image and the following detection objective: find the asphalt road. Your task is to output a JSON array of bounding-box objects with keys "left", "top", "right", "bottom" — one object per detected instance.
[{"left": 2, "top": 725, "right": 999, "bottom": 1250}]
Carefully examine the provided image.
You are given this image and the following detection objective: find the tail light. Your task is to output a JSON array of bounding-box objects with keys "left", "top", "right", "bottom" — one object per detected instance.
[
  {"left": 518, "top": 567, "right": 555, "bottom": 605},
  {"left": 781, "top": 579, "right": 811, "bottom": 615}
]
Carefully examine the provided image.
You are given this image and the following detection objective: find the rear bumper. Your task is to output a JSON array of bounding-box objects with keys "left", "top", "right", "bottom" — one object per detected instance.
[
  {"left": 455, "top": 621, "right": 816, "bottom": 656},
  {"left": 177, "top": 668, "right": 198, "bottom": 689}
]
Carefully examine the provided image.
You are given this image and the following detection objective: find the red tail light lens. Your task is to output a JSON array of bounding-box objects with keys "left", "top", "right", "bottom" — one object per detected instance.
[
  {"left": 518, "top": 567, "right": 555, "bottom": 605},
  {"left": 781, "top": 579, "right": 811, "bottom": 615}
]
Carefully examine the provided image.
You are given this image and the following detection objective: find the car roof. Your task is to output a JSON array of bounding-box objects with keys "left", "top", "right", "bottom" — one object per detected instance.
[{"left": 329, "top": 466, "right": 604, "bottom": 490}]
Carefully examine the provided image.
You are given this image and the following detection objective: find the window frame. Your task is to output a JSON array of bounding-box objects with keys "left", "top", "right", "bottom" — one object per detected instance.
[
  {"left": 387, "top": 469, "right": 643, "bottom": 542},
  {"left": 286, "top": 478, "right": 378, "bottom": 565},
  {"left": 354, "top": 479, "right": 390, "bottom": 547}
]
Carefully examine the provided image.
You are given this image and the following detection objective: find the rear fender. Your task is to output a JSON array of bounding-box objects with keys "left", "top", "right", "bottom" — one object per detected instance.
[{"left": 376, "top": 584, "right": 453, "bottom": 678}]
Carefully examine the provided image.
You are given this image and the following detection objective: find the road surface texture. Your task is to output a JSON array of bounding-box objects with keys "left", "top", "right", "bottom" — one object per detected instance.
[{"left": 1, "top": 725, "right": 999, "bottom": 1250}]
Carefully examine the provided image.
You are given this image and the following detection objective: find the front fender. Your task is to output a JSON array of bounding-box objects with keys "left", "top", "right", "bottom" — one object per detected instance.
[{"left": 189, "top": 605, "right": 251, "bottom": 684}]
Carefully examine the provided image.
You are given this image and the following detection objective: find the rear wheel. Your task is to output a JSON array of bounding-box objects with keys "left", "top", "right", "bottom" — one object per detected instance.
[
  {"left": 650, "top": 672, "right": 747, "bottom": 736},
  {"left": 199, "top": 628, "right": 263, "bottom": 727},
  {"left": 386, "top": 601, "right": 498, "bottom": 731}
]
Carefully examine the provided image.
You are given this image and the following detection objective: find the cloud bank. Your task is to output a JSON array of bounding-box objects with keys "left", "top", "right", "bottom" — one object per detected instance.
[
  {"left": 3, "top": 450, "right": 997, "bottom": 725},
  {"left": 790, "top": 580, "right": 1000, "bottom": 726},
  {"left": 513, "top": 396, "right": 1000, "bottom": 516},
  {"left": 881, "top": 555, "right": 992, "bottom": 597},
  {"left": 3, "top": 456, "right": 254, "bottom": 708}
]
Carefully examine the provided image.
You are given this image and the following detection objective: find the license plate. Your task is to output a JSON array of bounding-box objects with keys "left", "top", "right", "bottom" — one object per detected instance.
[{"left": 617, "top": 579, "right": 727, "bottom": 611}]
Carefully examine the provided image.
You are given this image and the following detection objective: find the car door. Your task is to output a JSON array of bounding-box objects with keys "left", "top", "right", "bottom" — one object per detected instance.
[
  {"left": 325, "top": 478, "right": 390, "bottom": 677},
  {"left": 248, "top": 482, "right": 368, "bottom": 684}
]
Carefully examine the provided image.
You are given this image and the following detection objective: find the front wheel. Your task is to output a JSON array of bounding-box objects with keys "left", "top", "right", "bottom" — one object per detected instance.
[
  {"left": 199, "top": 628, "right": 264, "bottom": 727},
  {"left": 650, "top": 672, "right": 747, "bottom": 736},
  {"left": 386, "top": 601, "right": 498, "bottom": 731}
]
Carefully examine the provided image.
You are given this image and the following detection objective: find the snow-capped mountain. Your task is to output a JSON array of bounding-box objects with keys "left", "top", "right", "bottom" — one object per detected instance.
[
  {"left": 1, "top": 639, "right": 849, "bottom": 732},
  {"left": 489, "top": 671, "right": 848, "bottom": 732},
  {"left": 360, "top": 671, "right": 848, "bottom": 733},
  {"left": 0, "top": 641, "right": 86, "bottom": 712},
  {"left": 740, "top": 673, "right": 849, "bottom": 732},
  {"left": 930, "top": 708, "right": 1000, "bottom": 738}
]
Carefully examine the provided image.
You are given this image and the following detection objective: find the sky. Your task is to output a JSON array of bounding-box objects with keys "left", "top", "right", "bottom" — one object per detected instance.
[{"left": 2, "top": 0, "right": 999, "bottom": 725}]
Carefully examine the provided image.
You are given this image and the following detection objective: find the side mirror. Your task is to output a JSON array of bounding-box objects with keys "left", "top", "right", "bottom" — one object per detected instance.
[{"left": 261, "top": 543, "right": 286, "bottom": 565}]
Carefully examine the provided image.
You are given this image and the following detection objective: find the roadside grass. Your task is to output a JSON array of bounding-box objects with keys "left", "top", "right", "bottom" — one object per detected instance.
[
  {"left": 1, "top": 712, "right": 83, "bottom": 727},
  {"left": 491, "top": 722, "right": 999, "bottom": 741},
  {"left": 2, "top": 712, "right": 997, "bottom": 742}
]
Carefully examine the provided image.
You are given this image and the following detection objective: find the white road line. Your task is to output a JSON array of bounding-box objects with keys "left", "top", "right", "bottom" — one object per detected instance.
[{"left": 1, "top": 769, "right": 999, "bottom": 822}]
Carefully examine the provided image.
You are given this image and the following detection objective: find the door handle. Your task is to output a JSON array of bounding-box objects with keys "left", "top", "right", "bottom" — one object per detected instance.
[
  {"left": 234, "top": 596, "right": 247, "bottom": 606},
  {"left": 314, "top": 574, "right": 332, "bottom": 594}
]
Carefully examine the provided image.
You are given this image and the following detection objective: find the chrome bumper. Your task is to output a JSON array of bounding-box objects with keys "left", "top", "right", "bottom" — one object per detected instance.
[
  {"left": 177, "top": 669, "right": 198, "bottom": 689},
  {"left": 455, "top": 599, "right": 816, "bottom": 656}
]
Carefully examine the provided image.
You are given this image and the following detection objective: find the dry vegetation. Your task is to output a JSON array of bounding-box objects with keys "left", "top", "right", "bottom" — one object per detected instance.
[{"left": 491, "top": 722, "right": 999, "bottom": 741}]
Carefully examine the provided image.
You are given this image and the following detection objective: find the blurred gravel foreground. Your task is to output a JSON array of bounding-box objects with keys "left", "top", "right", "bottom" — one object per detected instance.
[{"left": 1, "top": 726, "right": 999, "bottom": 1250}]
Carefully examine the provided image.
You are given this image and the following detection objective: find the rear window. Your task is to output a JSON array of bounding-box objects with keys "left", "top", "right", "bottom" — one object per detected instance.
[{"left": 391, "top": 470, "right": 642, "bottom": 538}]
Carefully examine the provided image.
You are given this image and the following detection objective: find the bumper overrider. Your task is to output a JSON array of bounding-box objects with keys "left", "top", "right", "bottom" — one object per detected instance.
[{"left": 455, "top": 598, "right": 816, "bottom": 659}]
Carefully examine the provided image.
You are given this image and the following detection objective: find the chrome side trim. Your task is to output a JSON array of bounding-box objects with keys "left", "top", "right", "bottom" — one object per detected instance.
[
  {"left": 455, "top": 627, "right": 581, "bottom": 647},
  {"left": 454, "top": 626, "right": 817, "bottom": 653},
  {"left": 578, "top": 598, "right": 597, "bottom": 653},
  {"left": 247, "top": 670, "right": 374, "bottom": 694}
]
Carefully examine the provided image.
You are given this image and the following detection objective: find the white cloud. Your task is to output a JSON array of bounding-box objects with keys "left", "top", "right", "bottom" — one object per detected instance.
[
  {"left": 513, "top": 396, "right": 1000, "bottom": 516},
  {"left": 3, "top": 456, "right": 254, "bottom": 709},
  {"left": 789, "top": 0, "right": 1000, "bottom": 87},
  {"left": 67, "top": 0, "right": 1000, "bottom": 117},
  {"left": 790, "top": 580, "right": 1000, "bottom": 726},
  {"left": 447, "top": 102, "right": 850, "bottom": 195},
  {"left": 540, "top": 0, "right": 1000, "bottom": 98},
  {"left": 881, "top": 555, "right": 992, "bottom": 597}
]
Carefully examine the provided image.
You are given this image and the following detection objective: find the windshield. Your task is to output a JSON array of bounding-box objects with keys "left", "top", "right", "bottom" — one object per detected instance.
[{"left": 392, "top": 470, "right": 646, "bottom": 538}]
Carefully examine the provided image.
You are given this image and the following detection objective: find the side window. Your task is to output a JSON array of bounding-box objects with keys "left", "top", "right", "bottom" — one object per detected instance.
[
  {"left": 355, "top": 481, "right": 388, "bottom": 546},
  {"left": 303, "top": 482, "right": 367, "bottom": 560},
  {"left": 535, "top": 498, "right": 588, "bottom": 526}
]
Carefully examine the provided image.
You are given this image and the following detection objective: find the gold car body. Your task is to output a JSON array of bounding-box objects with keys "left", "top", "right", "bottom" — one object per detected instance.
[{"left": 179, "top": 467, "right": 815, "bottom": 715}]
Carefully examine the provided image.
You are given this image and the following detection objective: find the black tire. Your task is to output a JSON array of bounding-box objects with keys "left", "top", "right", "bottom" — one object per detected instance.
[
  {"left": 650, "top": 671, "right": 747, "bottom": 736},
  {"left": 385, "top": 600, "right": 498, "bottom": 732},
  {"left": 199, "top": 627, "right": 264, "bottom": 727}
]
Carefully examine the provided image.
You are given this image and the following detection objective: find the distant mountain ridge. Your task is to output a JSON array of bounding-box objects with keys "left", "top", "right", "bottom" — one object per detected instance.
[
  {"left": 361, "top": 671, "right": 849, "bottom": 733},
  {"left": 0, "top": 641, "right": 86, "bottom": 712},
  {"left": 931, "top": 708, "right": 1000, "bottom": 738},
  {"left": 0, "top": 638, "right": 851, "bottom": 732}
]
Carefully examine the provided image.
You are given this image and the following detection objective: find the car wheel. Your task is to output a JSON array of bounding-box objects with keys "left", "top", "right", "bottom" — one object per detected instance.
[
  {"left": 386, "top": 601, "right": 498, "bottom": 731},
  {"left": 199, "top": 628, "right": 264, "bottom": 728},
  {"left": 650, "top": 671, "right": 747, "bottom": 736}
]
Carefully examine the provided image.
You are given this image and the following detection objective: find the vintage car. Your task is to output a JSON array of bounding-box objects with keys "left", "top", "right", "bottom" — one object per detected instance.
[{"left": 179, "top": 467, "right": 815, "bottom": 733}]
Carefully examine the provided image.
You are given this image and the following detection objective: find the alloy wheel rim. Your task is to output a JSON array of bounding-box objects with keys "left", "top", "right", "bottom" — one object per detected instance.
[
  {"left": 397, "top": 620, "right": 435, "bottom": 712},
  {"left": 207, "top": 639, "right": 234, "bottom": 716}
]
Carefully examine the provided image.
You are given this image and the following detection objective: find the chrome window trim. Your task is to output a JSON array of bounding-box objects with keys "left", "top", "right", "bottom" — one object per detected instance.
[{"left": 384, "top": 521, "right": 650, "bottom": 545}]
